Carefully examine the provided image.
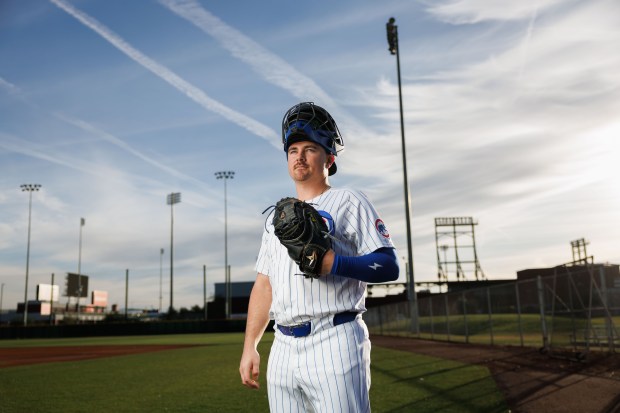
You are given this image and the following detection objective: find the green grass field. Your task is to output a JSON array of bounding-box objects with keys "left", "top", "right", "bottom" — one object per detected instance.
[
  {"left": 0, "top": 333, "right": 508, "bottom": 413},
  {"left": 370, "top": 313, "right": 620, "bottom": 349}
]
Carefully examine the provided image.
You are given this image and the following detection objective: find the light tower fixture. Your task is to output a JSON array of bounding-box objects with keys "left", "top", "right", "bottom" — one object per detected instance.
[
  {"left": 166, "top": 192, "right": 181, "bottom": 313},
  {"left": 20, "top": 183, "right": 41, "bottom": 326},
  {"left": 159, "top": 248, "right": 164, "bottom": 313},
  {"left": 214, "top": 171, "right": 234, "bottom": 318},
  {"left": 385, "top": 17, "right": 419, "bottom": 333},
  {"left": 76, "top": 217, "right": 85, "bottom": 322}
]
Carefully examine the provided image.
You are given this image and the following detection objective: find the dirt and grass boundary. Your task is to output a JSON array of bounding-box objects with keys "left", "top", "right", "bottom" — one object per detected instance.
[{"left": 1, "top": 334, "right": 618, "bottom": 412}]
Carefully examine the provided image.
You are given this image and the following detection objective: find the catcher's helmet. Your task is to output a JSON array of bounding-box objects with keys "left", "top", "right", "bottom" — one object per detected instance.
[{"left": 282, "top": 102, "right": 344, "bottom": 176}]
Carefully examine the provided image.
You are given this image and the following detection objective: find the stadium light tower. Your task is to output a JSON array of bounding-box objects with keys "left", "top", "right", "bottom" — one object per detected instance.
[
  {"left": 159, "top": 248, "right": 164, "bottom": 313},
  {"left": 215, "top": 171, "right": 234, "bottom": 318},
  {"left": 386, "top": 17, "right": 419, "bottom": 333},
  {"left": 76, "top": 217, "right": 85, "bottom": 322},
  {"left": 167, "top": 192, "right": 181, "bottom": 313},
  {"left": 21, "top": 183, "right": 41, "bottom": 326}
]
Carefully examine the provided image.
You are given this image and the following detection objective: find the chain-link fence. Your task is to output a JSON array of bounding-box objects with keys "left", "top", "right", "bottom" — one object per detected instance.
[{"left": 365, "top": 263, "right": 619, "bottom": 356}]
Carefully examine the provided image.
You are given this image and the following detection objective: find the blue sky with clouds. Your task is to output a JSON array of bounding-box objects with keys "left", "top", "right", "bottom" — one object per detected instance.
[{"left": 1, "top": 0, "right": 619, "bottom": 311}]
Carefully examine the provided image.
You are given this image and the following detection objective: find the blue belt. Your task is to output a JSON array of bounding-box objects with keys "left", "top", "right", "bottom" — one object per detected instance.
[{"left": 277, "top": 311, "right": 358, "bottom": 338}]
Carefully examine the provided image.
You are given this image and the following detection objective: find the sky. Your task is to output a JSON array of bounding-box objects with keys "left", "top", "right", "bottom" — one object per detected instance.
[{"left": 1, "top": 0, "right": 619, "bottom": 312}]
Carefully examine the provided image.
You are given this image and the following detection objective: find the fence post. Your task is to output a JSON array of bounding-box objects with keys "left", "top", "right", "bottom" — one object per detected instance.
[
  {"left": 462, "top": 291, "right": 469, "bottom": 344},
  {"left": 537, "top": 275, "right": 549, "bottom": 352},
  {"left": 598, "top": 266, "right": 614, "bottom": 353},
  {"left": 429, "top": 295, "right": 434, "bottom": 340},
  {"left": 549, "top": 268, "right": 559, "bottom": 349},
  {"left": 586, "top": 265, "right": 594, "bottom": 352},
  {"left": 444, "top": 294, "right": 451, "bottom": 342},
  {"left": 567, "top": 272, "right": 577, "bottom": 349},
  {"left": 515, "top": 282, "right": 524, "bottom": 347},
  {"left": 487, "top": 287, "right": 494, "bottom": 345}
]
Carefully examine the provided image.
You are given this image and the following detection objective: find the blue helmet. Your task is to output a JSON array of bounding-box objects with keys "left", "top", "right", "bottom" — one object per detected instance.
[{"left": 281, "top": 102, "right": 344, "bottom": 175}]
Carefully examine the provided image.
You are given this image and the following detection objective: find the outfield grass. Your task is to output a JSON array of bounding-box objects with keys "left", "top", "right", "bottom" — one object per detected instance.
[
  {"left": 0, "top": 333, "right": 507, "bottom": 413},
  {"left": 371, "top": 313, "right": 620, "bottom": 349}
]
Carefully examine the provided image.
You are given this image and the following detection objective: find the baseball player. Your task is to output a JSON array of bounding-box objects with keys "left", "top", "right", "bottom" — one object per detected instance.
[{"left": 239, "top": 102, "right": 399, "bottom": 412}]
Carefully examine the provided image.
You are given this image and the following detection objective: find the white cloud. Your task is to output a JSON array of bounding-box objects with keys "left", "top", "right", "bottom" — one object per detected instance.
[{"left": 426, "top": 0, "right": 569, "bottom": 24}]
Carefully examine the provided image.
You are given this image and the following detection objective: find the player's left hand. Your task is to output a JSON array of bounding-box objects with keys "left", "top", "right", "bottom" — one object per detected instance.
[{"left": 272, "top": 197, "right": 332, "bottom": 279}]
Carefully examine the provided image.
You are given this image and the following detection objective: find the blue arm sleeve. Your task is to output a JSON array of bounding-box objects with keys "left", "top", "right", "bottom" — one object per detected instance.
[{"left": 330, "top": 247, "right": 399, "bottom": 283}]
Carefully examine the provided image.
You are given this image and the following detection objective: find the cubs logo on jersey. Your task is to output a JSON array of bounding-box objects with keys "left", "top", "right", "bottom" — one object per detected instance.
[
  {"left": 375, "top": 219, "right": 390, "bottom": 238},
  {"left": 318, "top": 210, "right": 335, "bottom": 235}
]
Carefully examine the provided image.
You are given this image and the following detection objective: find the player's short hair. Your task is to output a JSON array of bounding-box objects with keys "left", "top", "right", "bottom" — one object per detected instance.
[{"left": 281, "top": 102, "right": 344, "bottom": 176}]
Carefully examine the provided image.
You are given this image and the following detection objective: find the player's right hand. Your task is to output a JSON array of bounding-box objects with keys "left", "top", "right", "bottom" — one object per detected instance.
[{"left": 239, "top": 348, "right": 261, "bottom": 389}]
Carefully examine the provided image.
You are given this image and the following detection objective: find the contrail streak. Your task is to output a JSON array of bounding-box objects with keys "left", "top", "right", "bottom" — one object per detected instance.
[
  {"left": 0, "top": 76, "right": 20, "bottom": 95},
  {"left": 159, "top": 0, "right": 336, "bottom": 107},
  {"left": 0, "top": 132, "right": 101, "bottom": 176},
  {"left": 55, "top": 114, "right": 215, "bottom": 191},
  {"left": 0, "top": 76, "right": 214, "bottom": 192},
  {"left": 49, "top": 0, "right": 279, "bottom": 148}
]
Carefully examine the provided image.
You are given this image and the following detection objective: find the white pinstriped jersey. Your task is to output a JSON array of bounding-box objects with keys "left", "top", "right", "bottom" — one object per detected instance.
[{"left": 255, "top": 187, "right": 395, "bottom": 326}]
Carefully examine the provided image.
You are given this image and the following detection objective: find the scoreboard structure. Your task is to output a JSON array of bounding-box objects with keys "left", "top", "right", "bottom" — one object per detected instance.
[{"left": 65, "top": 273, "right": 89, "bottom": 298}]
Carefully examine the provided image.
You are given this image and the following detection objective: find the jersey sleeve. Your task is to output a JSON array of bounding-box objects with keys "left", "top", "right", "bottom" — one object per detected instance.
[
  {"left": 340, "top": 189, "right": 395, "bottom": 256},
  {"left": 254, "top": 228, "right": 272, "bottom": 276}
]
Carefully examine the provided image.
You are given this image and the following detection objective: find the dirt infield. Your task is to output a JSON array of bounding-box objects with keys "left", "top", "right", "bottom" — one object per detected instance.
[
  {"left": 371, "top": 335, "right": 620, "bottom": 413},
  {"left": 0, "top": 345, "right": 200, "bottom": 368}
]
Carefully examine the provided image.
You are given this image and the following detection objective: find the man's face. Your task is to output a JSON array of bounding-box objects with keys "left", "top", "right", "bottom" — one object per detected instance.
[{"left": 287, "top": 141, "right": 333, "bottom": 183}]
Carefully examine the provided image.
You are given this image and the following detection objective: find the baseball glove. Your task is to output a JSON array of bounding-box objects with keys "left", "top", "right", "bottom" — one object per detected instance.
[{"left": 272, "top": 197, "right": 331, "bottom": 279}]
